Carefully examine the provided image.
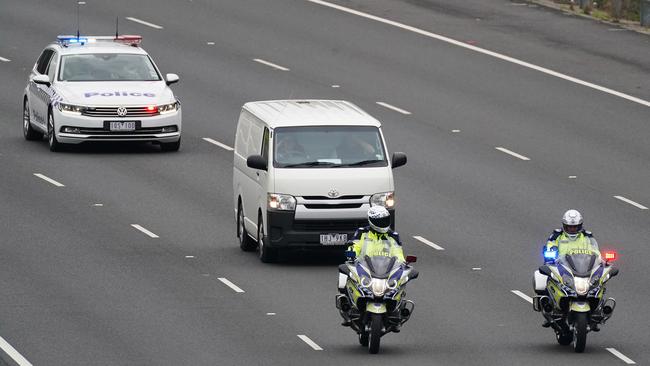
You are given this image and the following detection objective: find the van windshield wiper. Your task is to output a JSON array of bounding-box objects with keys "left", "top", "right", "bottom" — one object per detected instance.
[
  {"left": 282, "top": 161, "right": 337, "bottom": 168},
  {"left": 338, "top": 159, "right": 384, "bottom": 167}
]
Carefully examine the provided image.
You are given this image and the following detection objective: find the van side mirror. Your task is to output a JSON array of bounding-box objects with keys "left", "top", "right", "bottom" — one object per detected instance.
[
  {"left": 538, "top": 265, "right": 552, "bottom": 277},
  {"left": 33, "top": 74, "right": 51, "bottom": 86},
  {"left": 391, "top": 152, "right": 407, "bottom": 169},
  {"left": 406, "top": 255, "right": 417, "bottom": 264},
  {"left": 246, "top": 155, "right": 267, "bottom": 171},
  {"left": 165, "top": 73, "right": 179, "bottom": 85}
]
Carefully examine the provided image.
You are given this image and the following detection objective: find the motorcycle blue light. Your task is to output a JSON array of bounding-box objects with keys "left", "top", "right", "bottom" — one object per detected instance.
[{"left": 544, "top": 250, "right": 558, "bottom": 260}]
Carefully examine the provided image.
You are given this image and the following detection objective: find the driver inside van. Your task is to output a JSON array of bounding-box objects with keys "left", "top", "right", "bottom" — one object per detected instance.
[
  {"left": 335, "top": 135, "right": 377, "bottom": 162},
  {"left": 275, "top": 134, "right": 306, "bottom": 162}
]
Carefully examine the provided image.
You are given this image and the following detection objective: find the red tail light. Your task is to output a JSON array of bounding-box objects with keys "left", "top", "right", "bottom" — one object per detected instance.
[{"left": 604, "top": 251, "right": 617, "bottom": 262}]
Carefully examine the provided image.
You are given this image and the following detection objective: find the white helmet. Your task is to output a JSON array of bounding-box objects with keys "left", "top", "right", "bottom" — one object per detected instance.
[
  {"left": 368, "top": 206, "right": 391, "bottom": 233},
  {"left": 562, "top": 209, "right": 583, "bottom": 240}
]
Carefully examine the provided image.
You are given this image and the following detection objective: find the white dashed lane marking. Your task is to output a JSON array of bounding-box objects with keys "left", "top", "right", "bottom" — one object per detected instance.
[
  {"left": 606, "top": 348, "right": 636, "bottom": 364},
  {"left": 511, "top": 290, "right": 533, "bottom": 304},
  {"left": 613, "top": 196, "right": 648, "bottom": 210},
  {"left": 0, "top": 57, "right": 10, "bottom": 62},
  {"left": 253, "top": 58, "right": 290, "bottom": 71},
  {"left": 125, "top": 17, "right": 164, "bottom": 29},
  {"left": 33, "top": 173, "right": 65, "bottom": 187},
  {"left": 413, "top": 236, "right": 445, "bottom": 250},
  {"left": 202, "top": 137, "right": 234, "bottom": 151},
  {"left": 495, "top": 147, "right": 530, "bottom": 161},
  {"left": 297, "top": 335, "right": 323, "bottom": 351},
  {"left": 218, "top": 277, "right": 245, "bottom": 293},
  {"left": 131, "top": 224, "right": 159, "bottom": 238},
  {"left": 0, "top": 335, "right": 33, "bottom": 366},
  {"left": 376, "top": 102, "right": 411, "bottom": 115}
]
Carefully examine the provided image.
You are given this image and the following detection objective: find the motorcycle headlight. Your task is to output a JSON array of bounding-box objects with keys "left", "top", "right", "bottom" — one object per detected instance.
[
  {"left": 58, "top": 102, "right": 84, "bottom": 115},
  {"left": 574, "top": 277, "right": 589, "bottom": 295},
  {"left": 371, "top": 278, "right": 388, "bottom": 297},
  {"left": 267, "top": 193, "right": 296, "bottom": 211},
  {"left": 370, "top": 192, "right": 394, "bottom": 209},
  {"left": 158, "top": 100, "right": 179, "bottom": 114}
]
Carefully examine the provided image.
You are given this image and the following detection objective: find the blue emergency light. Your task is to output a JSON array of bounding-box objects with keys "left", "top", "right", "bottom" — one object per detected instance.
[
  {"left": 57, "top": 35, "right": 89, "bottom": 46},
  {"left": 544, "top": 249, "right": 558, "bottom": 260}
]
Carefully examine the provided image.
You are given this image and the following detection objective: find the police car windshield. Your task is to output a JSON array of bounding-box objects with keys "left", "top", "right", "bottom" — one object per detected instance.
[
  {"left": 273, "top": 126, "right": 387, "bottom": 168},
  {"left": 59, "top": 54, "right": 161, "bottom": 81}
]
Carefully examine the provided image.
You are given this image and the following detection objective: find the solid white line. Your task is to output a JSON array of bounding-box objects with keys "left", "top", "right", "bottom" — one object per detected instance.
[
  {"left": 297, "top": 335, "right": 323, "bottom": 351},
  {"left": 307, "top": 0, "right": 650, "bottom": 109},
  {"left": 125, "top": 17, "right": 163, "bottom": 29},
  {"left": 613, "top": 196, "right": 648, "bottom": 210},
  {"left": 495, "top": 147, "right": 530, "bottom": 161},
  {"left": 376, "top": 102, "right": 412, "bottom": 115},
  {"left": 0, "top": 335, "right": 33, "bottom": 366},
  {"left": 218, "top": 277, "right": 245, "bottom": 293},
  {"left": 131, "top": 224, "right": 159, "bottom": 238},
  {"left": 413, "top": 235, "right": 445, "bottom": 250},
  {"left": 511, "top": 290, "right": 533, "bottom": 304},
  {"left": 202, "top": 137, "right": 234, "bottom": 151},
  {"left": 606, "top": 348, "right": 636, "bottom": 364},
  {"left": 33, "top": 173, "right": 65, "bottom": 187},
  {"left": 0, "top": 57, "right": 10, "bottom": 62},
  {"left": 252, "top": 58, "right": 290, "bottom": 71}
]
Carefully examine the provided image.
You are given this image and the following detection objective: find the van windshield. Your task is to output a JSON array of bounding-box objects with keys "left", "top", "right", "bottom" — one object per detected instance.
[{"left": 273, "top": 126, "right": 387, "bottom": 168}]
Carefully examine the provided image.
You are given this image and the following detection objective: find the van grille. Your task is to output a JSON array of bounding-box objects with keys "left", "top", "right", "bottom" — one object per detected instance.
[{"left": 292, "top": 220, "right": 366, "bottom": 232}]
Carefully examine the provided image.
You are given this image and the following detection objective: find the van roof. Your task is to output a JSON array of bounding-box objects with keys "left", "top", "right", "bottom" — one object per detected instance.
[{"left": 243, "top": 100, "right": 381, "bottom": 128}]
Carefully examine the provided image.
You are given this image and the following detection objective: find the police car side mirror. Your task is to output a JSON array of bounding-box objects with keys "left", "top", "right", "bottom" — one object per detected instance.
[
  {"left": 246, "top": 155, "right": 268, "bottom": 171},
  {"left": 391, "top": 152, "right": 407, "bottom": 169},
  {"left": 33, "top": 74, "right": 51, "bottom": 87},
  {"left": 165, "top": 73, "right": 179, "bottom": 85}
]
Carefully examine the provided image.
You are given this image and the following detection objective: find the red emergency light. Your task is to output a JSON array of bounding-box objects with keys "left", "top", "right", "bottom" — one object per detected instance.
[
  {"left": 604, "top": 251, "right": 617, "bottom": 262},
  {"left": 114, "top": 35, "right": 142, "bottom": 46}
]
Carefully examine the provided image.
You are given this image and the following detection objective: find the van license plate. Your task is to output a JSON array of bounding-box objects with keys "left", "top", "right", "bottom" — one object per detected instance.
[
  {"left": 109, "top": 121, "right": 136, "bottom": 131},
  {"left": 320, "top": 233, "right": 347, "bottom": 245}
]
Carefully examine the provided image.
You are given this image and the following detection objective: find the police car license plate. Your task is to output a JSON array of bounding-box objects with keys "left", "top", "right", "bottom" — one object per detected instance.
[
  {"left": 109, "top": 121, "right": 136, "bottom": 131},
  {"left": 320, "top": 233, "right": 347, "bottom": 245}
]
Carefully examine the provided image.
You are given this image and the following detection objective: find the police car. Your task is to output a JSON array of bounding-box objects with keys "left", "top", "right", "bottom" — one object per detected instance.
[{"left": 23, "top": 35, "right": 182, "bottom": 151}]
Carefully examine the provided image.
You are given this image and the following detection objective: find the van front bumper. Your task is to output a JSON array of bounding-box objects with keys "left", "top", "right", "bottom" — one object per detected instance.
[{"left": 266, "top": 210, "right": 395, "bottom": 248}]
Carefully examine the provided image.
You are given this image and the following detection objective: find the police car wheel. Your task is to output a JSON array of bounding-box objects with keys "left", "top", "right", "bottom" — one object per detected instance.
[
  {"left": 48, "top": 113, "right": 62, "bottom": 152},
  {"left": 160, "top": 138, "right": 181, "bottom": 152},
  {"left": 23, "top": 99, "right": 43, "bottom": 141}
]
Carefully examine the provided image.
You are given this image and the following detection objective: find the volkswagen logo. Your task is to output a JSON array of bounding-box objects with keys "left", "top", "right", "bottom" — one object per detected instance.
[
  {"left": 327, "top": 189, "right": 340, "bottom": 198},
  {"left": 116, "top": 106, "right": 128, "bottom": 117}
]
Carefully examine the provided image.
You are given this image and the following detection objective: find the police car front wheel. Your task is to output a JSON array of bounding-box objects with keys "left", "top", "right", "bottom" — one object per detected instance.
[{"left": 48, "top": 113, "right": 63, "bottom": 152}]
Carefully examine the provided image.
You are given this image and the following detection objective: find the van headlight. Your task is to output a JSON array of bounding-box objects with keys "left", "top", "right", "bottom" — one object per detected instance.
[
  {"left": 370, "top": 192, "right": 394, "bottom": 209},
  {"left": 268, "top": 193, "right": 296, "bottom": 211},
  {"left": 58, "top": 102, "right": 84, "bottom": 115},
  {"left": 159, "top": 101, "right": 179, "bottom": 114}
]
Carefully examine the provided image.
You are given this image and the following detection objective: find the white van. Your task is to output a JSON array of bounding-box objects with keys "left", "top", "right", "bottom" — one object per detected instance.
[{"left": 233, "top": 100, "right": 407, "bottom": 262}]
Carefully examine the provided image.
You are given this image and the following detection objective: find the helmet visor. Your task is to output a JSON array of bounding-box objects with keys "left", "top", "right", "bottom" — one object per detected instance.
[
  {"left": 369, "top": 215, "right": 391, "bottom": 230},
  {"left": 563, "top": 224, "right": 582, "bottom": 235}
]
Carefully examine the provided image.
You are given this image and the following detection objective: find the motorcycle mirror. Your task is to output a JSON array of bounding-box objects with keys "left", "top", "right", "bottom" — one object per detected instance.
[
  {"left": 538, "top": 265, "right": 552, "bottom": 277},
  {"left": 406, "top": 255, "right": 417, "bottom": 264},
  {"left": 345, "top": 250, "right": 356, "bottom": 260},
  {"left": 608, "top": 267, "right": 619, "bottom": 278}
]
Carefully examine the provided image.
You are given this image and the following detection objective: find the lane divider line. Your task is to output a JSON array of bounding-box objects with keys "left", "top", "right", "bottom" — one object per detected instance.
[
  {"left": 125, "top": 17, "right": 163, "bottom": 29},
  {"left": 218, "top": 277, "right": 245, "bottom": 293},
  {"left": 297, "top": 335, "right": 323, "bottom": 351},
  {"left": 606, "top": 348, "right": 636, "bottom": 364},
  {"left": 253, "top": 58, "right": 290, "bottom": 71},
  {"left": 307, "top": 0, "right": 650, "bottom": 109},
  {"left": 130, "top": 224, "right": 159, "bottom": 238},
  {"left": 376, "top": 102, "right": 412, "bottom": 115},
  {"left": 33, "top": 173, "right": 65, "bottom": 187},
  {"left": 0, "top": 57, "right": 10, "bottom": 62},
  {"left": 511, "top": 290, "right": 533, "bottom": 304},
  {"left": 495, "top": 147, "right": 530, "bottom": 161},
  {"left": 202, "top": 137, "right": 234, "bottom": 151},
  {"left": 413, "top": 236, "right": 445, "bottom": 250},
  {"left": 613, "top": 196, "right": 648, "bottom": 210},
  {"left": 0, "top": 335, "right": 33, "bottom": 366}
]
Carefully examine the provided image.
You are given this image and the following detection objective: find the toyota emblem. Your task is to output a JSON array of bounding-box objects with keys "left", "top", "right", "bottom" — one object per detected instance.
[
  {"left": 327, "top": 189, "right": 340, "bottom": 198},
  {"left": 116, "top": 106, "right": 128, "bottom": 117}
]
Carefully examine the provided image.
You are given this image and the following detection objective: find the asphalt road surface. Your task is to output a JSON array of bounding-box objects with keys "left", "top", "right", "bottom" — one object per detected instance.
[{"left": 0, "top": 0, "right": 648, "bottom": 365}]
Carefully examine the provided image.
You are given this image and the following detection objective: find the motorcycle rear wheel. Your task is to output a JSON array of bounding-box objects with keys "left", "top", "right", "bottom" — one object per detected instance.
[{"left": 368, "top": 313, "right": 382, "bottom": 354}]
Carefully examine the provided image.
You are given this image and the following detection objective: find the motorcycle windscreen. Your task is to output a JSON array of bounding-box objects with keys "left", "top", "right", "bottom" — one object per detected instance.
[
  {"left": 363, "top": 255, "right": 397, "bottom": 279},
  {"left": 561, "top": 254, "right": 597, "bottom": 277}
]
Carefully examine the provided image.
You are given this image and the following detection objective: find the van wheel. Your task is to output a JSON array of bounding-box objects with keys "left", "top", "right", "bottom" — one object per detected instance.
[
  {"left": 23, "top": 99, "right": 43, "bottom": 140},
  {"left": 238, "top": 203, "right": 257, "bottom": 252},
  {"left": 258, "top": 214, "right": 277, "bottom": 263}
]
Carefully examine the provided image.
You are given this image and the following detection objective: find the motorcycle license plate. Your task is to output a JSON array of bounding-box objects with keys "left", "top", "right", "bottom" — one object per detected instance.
[
  {"left": 320, "top": 233, "right": 347, "bottom": 245},
  {"left": 109, "top": 121, "right": 136, "bottom": 131}
]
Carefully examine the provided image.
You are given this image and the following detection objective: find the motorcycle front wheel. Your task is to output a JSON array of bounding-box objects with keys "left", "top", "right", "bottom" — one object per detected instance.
[
  {"left": 573, "top": 312, "right": 588, "bottom": 353},
  {"left": 368, "top": 313, "right": 382, "bottom": 354}
]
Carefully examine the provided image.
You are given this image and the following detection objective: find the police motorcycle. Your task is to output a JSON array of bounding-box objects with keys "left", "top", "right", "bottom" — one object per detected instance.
[
  {"left": 533, "top": 249, "right": 619, "bottom": 353},
  {"left": 335, "top": 243, "right": 418, "bottom": 354}
]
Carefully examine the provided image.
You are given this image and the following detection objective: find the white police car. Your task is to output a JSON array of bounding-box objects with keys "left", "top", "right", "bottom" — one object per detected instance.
[{"left": 23, "top": 35, "right": 182, "bottom": 151}]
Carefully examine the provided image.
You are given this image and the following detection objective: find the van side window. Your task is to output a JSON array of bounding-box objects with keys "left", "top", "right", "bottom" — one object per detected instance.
[
  {"left": 261, "top": 127, "right": 270, "bottom": 160},
  {"left": 234, "top": 110, "right": 251, "bottom": 157},
  {"left": 36, "top": 49, "right": 54, "bottom": 75}
]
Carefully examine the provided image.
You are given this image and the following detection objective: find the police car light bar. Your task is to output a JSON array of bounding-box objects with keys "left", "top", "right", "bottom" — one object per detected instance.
[
  {"left": 56, "top": 35, "right": 142, "bottom": 47},
  {"left": 115, "top": 35, "right": 142, "bottom": 46},
  {"left": 57, "top": 35, "right": 90, "bottom": 46}
]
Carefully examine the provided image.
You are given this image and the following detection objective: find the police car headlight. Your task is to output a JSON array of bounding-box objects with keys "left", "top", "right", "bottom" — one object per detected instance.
[
  {"left": 158, "top": 101, "right": 179, "bottom": 115},
  {"left": 370, "top": 192, "right": 394, "bottom": 209},
  {"left": 58, "top": 103, "right": 84, "bottom": 115},
  {"left": 267, "top": 193, "right": 296, "bottom": 211}
]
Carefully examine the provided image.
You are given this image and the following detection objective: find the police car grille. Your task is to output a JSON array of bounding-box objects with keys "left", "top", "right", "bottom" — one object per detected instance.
[{"left": 82, "top": 107, "right": 160, "bottom": 117}]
